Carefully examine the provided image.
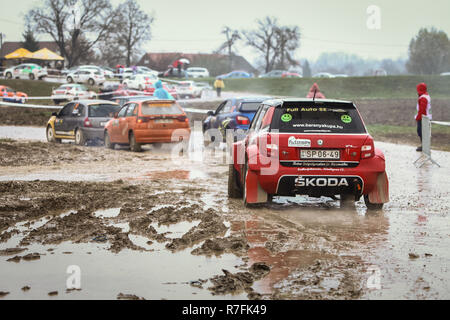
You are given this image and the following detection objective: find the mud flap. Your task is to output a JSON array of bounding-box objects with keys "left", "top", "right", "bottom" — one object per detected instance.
[
  {"left": 368, "top": 171, "right": 389, "bottom": 204},
  {"left": 245, "top": 169, "right": 268, "bottom": 204}
]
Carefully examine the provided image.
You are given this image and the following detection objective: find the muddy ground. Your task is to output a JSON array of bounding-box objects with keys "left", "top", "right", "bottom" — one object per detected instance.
[{"left": 0, "top": 134, "right": 449, "bottom": 299}]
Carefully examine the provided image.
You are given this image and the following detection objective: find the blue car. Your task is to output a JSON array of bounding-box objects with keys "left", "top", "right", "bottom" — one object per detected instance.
[
  {"left": 217, "top": 71, "right": 253, "bottom": 79},
  {"left": 203, "top": 97, "right": 270, "bottom": 143}
]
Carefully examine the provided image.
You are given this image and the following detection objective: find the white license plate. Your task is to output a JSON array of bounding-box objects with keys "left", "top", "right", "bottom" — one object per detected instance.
[
  {"left": 155, "top": 119, "right": 173, "bottom": 124},
  {"left": 301, "top": 149, "right": 340, "bottom": 160},
  {"left": 100, "top": 122, "right": 107, "bottom": 127}
]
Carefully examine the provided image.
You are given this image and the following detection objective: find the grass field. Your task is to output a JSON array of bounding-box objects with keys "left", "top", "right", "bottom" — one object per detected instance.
[{"left": 202, "top": 75, "right": 450, "bottom": 100}]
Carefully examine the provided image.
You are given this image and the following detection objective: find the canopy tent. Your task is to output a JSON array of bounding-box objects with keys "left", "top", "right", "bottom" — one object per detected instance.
[
  {"left": 29, "top": 48, "right": 64, "bottom": 61},
  {"left": 4, "top": 48, "right": 32, "bottom": 60}
]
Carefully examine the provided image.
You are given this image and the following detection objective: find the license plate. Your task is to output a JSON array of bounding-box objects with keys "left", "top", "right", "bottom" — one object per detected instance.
[
  {"left": 155, "top": 119, "right": 173, "bottom": 124},
  {"left": 300, "top": 149, "right": 340, "bottom": 160},
  {"left": 100, "top": 122, "right": 107, "bottom": 127}
]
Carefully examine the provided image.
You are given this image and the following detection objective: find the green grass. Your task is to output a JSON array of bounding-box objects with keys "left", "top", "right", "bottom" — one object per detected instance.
[{"left": 213, "top": 75, "right": 450, "bottom": 100}]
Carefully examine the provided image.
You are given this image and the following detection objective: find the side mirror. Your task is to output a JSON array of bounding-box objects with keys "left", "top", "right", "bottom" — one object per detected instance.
[{"left": 207, "top": 110, "right": 214, "bottom": 116}]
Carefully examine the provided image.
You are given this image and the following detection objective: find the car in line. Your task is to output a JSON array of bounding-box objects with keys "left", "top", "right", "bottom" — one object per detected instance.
[
  {"left": 104, "top": 99, "right": 191, "bottom": 152},
  {"left": 136, "top": 66, "right": 159, "bottom": 77},
  {"left": 112, "top": 95, "right": 158, "bottom": 107},
  {"left": 122, "top": 74, "right": 159, "bottom": 91},
  {"left": 51, "top": 84, "right": 97, "bottom": 104},
  {"left": 313, "top": 72, "right": 335, "bottom": 78},
  {"left": 0, "top": 85, "right": 28, "bottom": 104},
  {"left": 259, "top": 70, "right": 286, "bottom": 78},
  {"left": 228, "top": 98, "right": 390, "bottom": 210},
  {"left": 217, "top": 71, "right": 253, "bottom": 79},
  {"left": 203, "top": 97, "right": 271, "bottom": 144},
  {"left": 4, "top": 63, "right": 48, "bottom": 81},
  {"left": 282, "top": 72, "right": 302, "bottom": 78},
  {"left": 185, "top": 67, "right": 210, "bottom": 78},
  {"left": 46, "top": 100, "right": 121, "bottom": 145},
  {"left": 67, "top": 69, "right": 106, "bottom": 86}
]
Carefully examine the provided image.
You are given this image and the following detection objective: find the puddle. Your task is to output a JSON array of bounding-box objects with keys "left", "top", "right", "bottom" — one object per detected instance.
[
  {"left": 94, "top": 208, "right": 121, "bottom": 219},
  {"left": 0, "top": 126, "right": 46, "bottom": 141},
  {"left": 150, "top": 220, "right": 201, "bottom": 239}
]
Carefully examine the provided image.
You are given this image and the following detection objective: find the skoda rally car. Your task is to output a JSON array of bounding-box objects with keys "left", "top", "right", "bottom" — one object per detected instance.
[{"left": 228, "top": 98, "right": 389, "bottom": 210}]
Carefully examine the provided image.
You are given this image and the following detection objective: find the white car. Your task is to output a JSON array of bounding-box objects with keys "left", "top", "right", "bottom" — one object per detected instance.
[
  {"left": 440, "top": 72, "right": 450, "bottom": 76},
  {"left": 122, "top": 74, "right": 158, "bottom": 91},
  {"left": 67, "top": 69, "right": 105, "bottom": 86},
  {"left": 78, "top": 65, "right": 114, "bottom": 79},
  {"left": 136, "top": 66, "right": 159, "bottom": 77},
  {"left": 176, "top": 81, "right": 203, "bottom": 98},
  {"left": 4, "top": 63, "right": 48, "bottom": 80},
  {"left": 313, "top": 72, "right": 335, "bottom": 78},
  {"left": 186, "top": 67, "right": 210, "bottom": 78},
  {"left": 51, "top": 84, "right": 97, "bottom": 104}
]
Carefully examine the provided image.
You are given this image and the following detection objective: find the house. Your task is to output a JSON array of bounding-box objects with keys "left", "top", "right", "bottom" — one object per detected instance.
[{"left": 137, "top": 52, "right": 257, "bottom": 76}]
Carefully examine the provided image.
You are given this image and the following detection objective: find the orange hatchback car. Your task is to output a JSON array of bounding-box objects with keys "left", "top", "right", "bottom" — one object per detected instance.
[{"left": 104, "top": 99, "right": 191, "bottom": 152}]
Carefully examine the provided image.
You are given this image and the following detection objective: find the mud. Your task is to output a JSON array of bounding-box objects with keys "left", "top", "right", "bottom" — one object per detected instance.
[{"left": 0, "top": 137, "right": 449, "bottom": 300}]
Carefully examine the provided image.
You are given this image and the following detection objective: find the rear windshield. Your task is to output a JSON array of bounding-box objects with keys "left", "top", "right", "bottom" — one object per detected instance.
[
  {"left": 141, "top": 103, "right": 182, "bottom": 115},
  {"left": 271, "top": 103, "right": 366, "bottom": 134},
  {"left": 240, "top": 102, "right": 261, "bottom": 112},
  {"left": 89, "top": 104, "right": 121, "bottom": 117}
]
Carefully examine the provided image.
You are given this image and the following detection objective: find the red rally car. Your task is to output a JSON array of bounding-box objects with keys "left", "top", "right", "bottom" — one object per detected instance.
[{"left": 228, "top": 98, "right": 389, "bottom": 210}]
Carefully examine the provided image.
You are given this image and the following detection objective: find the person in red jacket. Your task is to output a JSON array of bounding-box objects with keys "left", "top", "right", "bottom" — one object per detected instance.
[
  {"left": 306, "top": 83, "right": 326, "bottom": 99},
  {"left": 415, "top": 83, "right": 432, "bottom": 152}
]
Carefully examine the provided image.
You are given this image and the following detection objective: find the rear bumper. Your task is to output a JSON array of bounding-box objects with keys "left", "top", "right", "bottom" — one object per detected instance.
[
  {"left": 80, "top": 127, "right": 105, "bottom": 140},
  {"left": 255, "top": 156, "right": 385, "bottom": 197},
  {"left": 134, "top": 128, "right": 191, "bottom": 144}
]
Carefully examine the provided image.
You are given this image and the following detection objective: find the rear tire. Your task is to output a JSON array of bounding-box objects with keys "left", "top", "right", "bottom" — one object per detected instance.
[
  {"left": 75, "top": 129, "right": 86, "bottom": 146},
  {"left": 88, "top": 78, "right": 95, "bottom": 86},
  {"left": 67, "top": 77, "right": 74, "bottom": 83},
  {"left": 242, "top": 160, "right": 253, "bottom": 208},
  {"left": 104, "top": 131, "right": 115, "bottom": 150},
  {"left": 29, "top": 73, "right": 35, "bottom": 80},
  {"left": 6, "top": 72, "right": 12, "bottom": 79},
  {"left": 340, "top": 194, "right": 355, "bottom": 207},
  {"left": 228, "top": 164, "right": 242, "bottom": 198},
  {"left": 129, "top": 132, "right": 142, "bottom": 152},
  {"left": 46, "top": 125, "right": 61, "bottom": 144},
  {"left": 364, "top": 195, "right": 384, "bottom": 210}
]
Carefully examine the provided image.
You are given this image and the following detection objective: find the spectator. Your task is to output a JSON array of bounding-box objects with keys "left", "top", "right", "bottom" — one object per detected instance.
[
  {"left": 415, "top": 82, "right": 432, "bottom": 152},
  {"left": 306, "top": 83, "right": 326, "bottom": 99},
  {"left": 214, "top": 77, "right": 225, "bottom": 97},
  {"left": 153, "top": 80, "right": 174, "bottom": 100}
]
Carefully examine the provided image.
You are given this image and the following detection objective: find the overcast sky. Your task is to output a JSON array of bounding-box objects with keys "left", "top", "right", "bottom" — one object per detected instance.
[{"left": 1, "top": 0, "right": 450, "bottom": 63}]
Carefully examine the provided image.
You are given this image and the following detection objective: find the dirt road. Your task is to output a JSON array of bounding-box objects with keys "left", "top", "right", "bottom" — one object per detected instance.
[{"left": 0, "top": 129, "right": 449, "bottom": 300}]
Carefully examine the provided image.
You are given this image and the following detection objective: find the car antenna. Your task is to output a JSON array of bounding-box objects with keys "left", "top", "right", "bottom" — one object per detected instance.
[{"left": 313, "top": 88, "right": 317, "bottom": 102}]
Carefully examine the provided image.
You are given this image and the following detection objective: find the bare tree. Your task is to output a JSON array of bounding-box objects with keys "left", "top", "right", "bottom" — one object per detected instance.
[
  {"left": 243, "top": 17, "right": 301, "bottom": 72},
  {"left": 115, "top": 0, "right": 154, "bottom": 66},
  {"left": 216, "top": 26, "right": 241, "bottom": 70},
  {"left": 243, "top": 17, "right": 279, "bottom": 73},
  {"left": 26, "top": 0, "right": 121, "bottom": 67}
]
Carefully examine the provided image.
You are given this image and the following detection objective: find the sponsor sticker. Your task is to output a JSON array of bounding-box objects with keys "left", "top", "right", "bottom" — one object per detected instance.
[
  {"left": 341, "top": 115, "right": 352, "bottom": 123},
  {"left": 288, "top": 136, "right": 311, "bottom": 147},
  {"left": 281, "top": 113, "right": 292, "bottom": 122}
]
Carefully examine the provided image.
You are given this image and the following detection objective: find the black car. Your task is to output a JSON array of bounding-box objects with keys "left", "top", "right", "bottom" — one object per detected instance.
[{"left": 46, "top": 100, "right": 121, "bottom": 145}]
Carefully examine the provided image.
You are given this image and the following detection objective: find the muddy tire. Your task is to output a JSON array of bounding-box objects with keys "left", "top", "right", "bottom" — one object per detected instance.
[
  {"left": 46, "top": 126, "right": 61, "bottom": 144},
  {"left": 75, "top": 129, "right": 86, "bottom": 146},
  {"left": 340, "top": 194, "right": 355, "bottom": 207},
  {"left": 29, "top": 73, "right": 35, "bottom": 81},
  {"left": 104, "top": 131, "right": 115, "bottom": 150},
  {"left": 6, "top": 72, "right": 12, "bottom": 79},
  {"left": 67, "top": 77, "right": 74, "bottom": 83},
  {"left": 129, "top": 132, "right": 142, "bottom": 152},
  {"left": 364, "top": 195, "right": 383, "bottom": 210},
  {"left": 228, "top": 164, "right": 242, "bottom": 198},
  {"left": 242, "top": 161, "right": 253, "bottom": 208}
]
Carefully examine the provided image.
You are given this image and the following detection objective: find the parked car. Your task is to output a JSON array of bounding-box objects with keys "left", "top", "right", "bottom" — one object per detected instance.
[
  {"left": 78, "top": 65, "right": 114, "bottom": 79},
  {"left": 259, "top": 70, "right": 286, "bottom": 78},
  {"left": 218, "top": 71, "right": 253, "bottom": 79},
  {"left": 67, "top": 69, "right": 105, "bottom": 86},
  {"left": 313, "top": 72, "right": 335, "bottom": 78},
  {"left": 46, "top": 100, "right": 121, "bottom": 145},
  {"left": 440, "top": 72, "right": 450, "bottom": 76},
  {"left": 203, "top": 97, "right": 271, "bottom": 143},
  {"left": 176, "top": 81, "right": 203, "bottom": 99},
  {"left": 4, "top": 63, "right": 48, "bottom": 80},
  {"left": 228, "top": 98, "right": 390, "bottom": 210},
  {"left": 0, "top": 85, "right": 28, "bottom": 104},
  {"left": 194, "top": 81, "right": 213, "bottom": 91},
  {"left": 104, "top": 99, "right": 191, "bottom": 152},
  {"left": 122, "top": 74, "right": 159, "bottom": 91},
  {"left": 334, "top": 74, "right": 349, "bottom": 78},
  {"left": 136, "top": 66, "right": 159, "bottom": 77},
  {"left": 186, "top": 67, "right": 210, "bottom": 78},
  {"left": 51, "top": 84, "right": 97, "bottom": 104},
  {"left": 281, "top": 72, "right": 302, "bottom": 78}
]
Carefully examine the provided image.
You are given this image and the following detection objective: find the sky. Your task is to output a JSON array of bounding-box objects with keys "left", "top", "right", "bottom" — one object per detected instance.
[{"left": 1, "top": 0, "right": 450, "bottom": 64}]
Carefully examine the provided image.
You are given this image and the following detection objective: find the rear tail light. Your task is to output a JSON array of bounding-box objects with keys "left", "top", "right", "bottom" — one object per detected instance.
[
  {"left": 236, "top": 115, "right": 250, "bottom": 125},
  {"left": 137, "top": 117, "right": 150, "bottom": 123},
  {"left": 84, "top": 117, "right": 92, "bottom": 127},
  {"left": 177, "top": 115, "right": 188, "bottom": 122},
  {"left": 361, "top": 144, "right": 374, "bottom": 159},
  {"left": 265, "top": 144, "right": 278, "bottom": 157}
]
